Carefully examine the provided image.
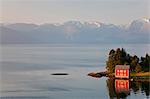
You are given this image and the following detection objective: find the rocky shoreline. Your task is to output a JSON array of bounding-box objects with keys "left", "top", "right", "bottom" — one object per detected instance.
[
  {"left": 88, "top": 71, "right": 150, "bottom": 81},
  {"left": 88, "top": 71, "right": 109, "bottom": 78}
]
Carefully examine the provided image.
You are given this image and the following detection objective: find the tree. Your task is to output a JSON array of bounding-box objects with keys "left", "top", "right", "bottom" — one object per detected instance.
[
  {"left": 130, "top": 55, "right": 139, "bottom": 72},
  {"left": 106, "top": 49, "right": 116, "bottom": 73},
  {"left": 140, "top": 53, "right": 150, "bottom": 72},
  {"left": 121, "top": 48, "right": 127, "bottom": 64},
  {"left": 106, "top": 48, "right": 128, "bottom": 73},
  {"left": 135, "top": 63, "right": 142, "bottom": 73},
  {"left": 114, "top": 48, "right": 123, "bottom": 65},
  {"left": 106, "top": 48, "right": 149, "bottom": 73}
]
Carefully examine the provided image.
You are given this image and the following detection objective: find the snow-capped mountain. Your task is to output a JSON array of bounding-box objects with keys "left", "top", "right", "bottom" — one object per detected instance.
[
  {"left": 128, "top": 19, "right": 150, "bottom": 32},
  {"left": 0, "top": 19, "right": 150, "bottom": 44}
]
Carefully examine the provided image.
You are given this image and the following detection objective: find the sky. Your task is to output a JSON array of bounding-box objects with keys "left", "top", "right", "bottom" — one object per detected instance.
[{"left": 0, "top": 0, "right": 149, "bottom": 25}]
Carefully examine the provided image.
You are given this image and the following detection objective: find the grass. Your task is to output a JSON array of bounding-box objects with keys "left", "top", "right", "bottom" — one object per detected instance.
[{"left": 130, "top": 72, "right": 150, "bottom": 77}]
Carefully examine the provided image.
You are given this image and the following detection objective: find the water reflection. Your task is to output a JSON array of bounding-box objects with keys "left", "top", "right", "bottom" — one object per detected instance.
[
  {"left": 131, "top": 80, "right": 150, "bottom": 96},
  {"left": 106, "top": 78, "right": 150, "bottom": 99},
  {"left": 115, "top": 79, "right": 129, "bottom": 96}
]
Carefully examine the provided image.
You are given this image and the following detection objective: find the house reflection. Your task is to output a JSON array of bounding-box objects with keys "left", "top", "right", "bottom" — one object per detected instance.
[
  {"left": 106, "top": 79, "right": 130, "bottom": 99},
  {"left": 115, "top": 79, "right": 129, "bottom": 95},
  {"left": 106, "top": 78, "right": 150, "bottom": 99}
]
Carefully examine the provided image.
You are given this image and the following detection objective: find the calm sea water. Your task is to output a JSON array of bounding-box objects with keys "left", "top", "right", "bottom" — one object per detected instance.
[{"left": 0, "top": 44, "right": 150, "bottom": 99}]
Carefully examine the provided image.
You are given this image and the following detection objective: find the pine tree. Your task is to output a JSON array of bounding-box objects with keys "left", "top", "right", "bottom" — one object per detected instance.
[
  {"left": 106, "top": 48, "right": 149, "bottom": 73},
  {"left": 135, "top": 63, "right": 142, "bottom": 73},
  {"left": 106, "top": 49, "right": 116, "bottom": 73},
  {"left": 140, "top": 54, "right": 150, "bottom": 72},
  {"left": 130, "top": 55, "right": 139, "bottom": 72}
]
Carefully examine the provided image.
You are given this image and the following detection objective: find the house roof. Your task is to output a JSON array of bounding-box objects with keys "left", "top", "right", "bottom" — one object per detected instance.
[{"left": 115, "top": 65, "right": 130, "bottom": 69}]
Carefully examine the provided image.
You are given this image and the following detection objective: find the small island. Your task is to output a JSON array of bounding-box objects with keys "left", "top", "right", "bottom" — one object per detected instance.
[{"left": 88, "top": 48, "right": 150, "bottom": 80}]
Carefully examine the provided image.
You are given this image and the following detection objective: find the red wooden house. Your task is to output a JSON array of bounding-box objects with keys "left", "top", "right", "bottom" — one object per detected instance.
[{"left": 115, "top": 65, "right": 130, "bottom": 79}]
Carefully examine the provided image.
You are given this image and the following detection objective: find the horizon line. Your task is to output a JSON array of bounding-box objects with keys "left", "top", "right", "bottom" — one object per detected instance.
[{"left": 1, "top": 18, "right": 150, "bottom": 26}]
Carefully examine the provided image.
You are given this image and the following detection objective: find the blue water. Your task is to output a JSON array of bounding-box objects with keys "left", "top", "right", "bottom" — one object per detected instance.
[{"left": 0, "top": 44, "right": 149, "bottom": 99}]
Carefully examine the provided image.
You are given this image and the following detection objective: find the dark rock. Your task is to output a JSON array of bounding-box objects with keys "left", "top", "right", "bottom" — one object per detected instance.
[{"left": 51, "top": 73, "right": 69, "bottom": 75}]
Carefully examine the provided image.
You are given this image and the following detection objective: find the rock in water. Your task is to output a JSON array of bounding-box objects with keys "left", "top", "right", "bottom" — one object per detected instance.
[{"left": 51, "top": 73, "right": 69, "bottom": 75}]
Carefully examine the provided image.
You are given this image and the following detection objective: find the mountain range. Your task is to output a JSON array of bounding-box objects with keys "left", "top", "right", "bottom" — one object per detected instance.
[{"left": 0, "top": 19, "right": 150, "bottom": 44}]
